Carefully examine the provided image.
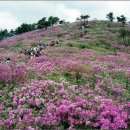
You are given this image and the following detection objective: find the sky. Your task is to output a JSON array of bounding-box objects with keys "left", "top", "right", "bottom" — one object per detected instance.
[{"left": 0, "top": 1, "right": 130, "bottom": 31}]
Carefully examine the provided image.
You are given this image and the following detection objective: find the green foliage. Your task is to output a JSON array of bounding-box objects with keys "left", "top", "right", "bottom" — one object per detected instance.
[
  {"left": 8, "top": 29, "right": 15, "bottom": 37},
  {"left": 80, "top": 15, "right": 90, "bottom": 20},
  {"left": 79, "top": 43, "right": 87, "bottom": 49},
  {"left": 27, "top": 71, "right": 37, "bottom": 79},
  {"left": 77, "top": 14, "right": 90, "bottom": 26},
  {"left": 37, "top": 16, "right": 60, "bottom": 29},
  {"left": 15, "top": 23, "right": 35, "bottom": 34},
  {"left": 106, "top": 12, "right": 115, "bottom": 23},
  {"left": 48, "top": 16, "right": 59, "bottom": 26},
  {"left": 117, "top": 15, "right": 127, "bottom": 27},
  {"left": 67, "top": 43, "right": 73, "bottom": 47},
  {"left": 119, "top": 28, "right": 130, "bottom": 46},
  {"left": 37, "top": 17, "right": 47, "bottom": 29},
  {"left": 0, "top": 29, "right": 8, "bottom": 41}
]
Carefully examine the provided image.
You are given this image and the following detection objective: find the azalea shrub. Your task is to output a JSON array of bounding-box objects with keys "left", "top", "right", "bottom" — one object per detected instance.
[
  {"left": 0, "top": 62, "right": 27, "bottom": 84},
  {"left": 0, "top": 80, "right": 129, "bottom": 129},
  {"left": 0, "top": 20, "right": 130, "bottom": 130}
]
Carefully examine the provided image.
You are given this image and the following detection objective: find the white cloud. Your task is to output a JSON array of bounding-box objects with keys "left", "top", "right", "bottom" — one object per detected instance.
[
  {"left": 0, "top": 11, "right": 21, "bottom": 30},
  {"left": 106, "top": 1, "right": 130, "bottom": 20},
  {"left": 0, "top": 1, "right": 130, "bottom": 30},
  {"left": 0, "top": 1, "right": 81, "bottom": 30},
  {"left": 52, "top": 4, "right": 81, "bottom": 22}
]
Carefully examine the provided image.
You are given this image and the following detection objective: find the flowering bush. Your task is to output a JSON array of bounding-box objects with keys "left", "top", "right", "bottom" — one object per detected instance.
[
  {"left": 0, "top": 80, "right": 129, "bottom": 129},
  {"left": 0, "top": 62, "right": 27, "bottom": 84},
  {"left": 94, "top": 99, "right": 128, "bottom": 130},
  {"left": 0, "top": 21, "right": 130, "bottom": 130}
]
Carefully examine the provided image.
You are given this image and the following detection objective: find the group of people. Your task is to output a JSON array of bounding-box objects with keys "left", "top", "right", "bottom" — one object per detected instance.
[
  {"left": 50, "top": 39, "right": 62, "bottom": 47},
  {"left": 20, "top": 39, "right": 62, "bottom": 59},
  {"left": 22, "top": 43, "right": 47, "bottom": 59},
  {"left": 5, "top": 39, "right": 62, "bottom": 63}
]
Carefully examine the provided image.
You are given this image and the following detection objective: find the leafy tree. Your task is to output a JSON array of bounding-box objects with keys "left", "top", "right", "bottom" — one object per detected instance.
[
  {"left": 31, "top": 23, "right": 37, "bottom": 30},
  {"left": 117, "top": 15, "right": 127, "bottom": 27},
  {"left": 52, "top": 17, "right": 60, "bottom": 25},
  {"left": 119, "top": 28, "right": 130, "bottom": 46},
  {"left": 15, "top": 23, "right": 35, "bottom": 34},
  {"left": 48, "top": 16, "right": 53, "bottom": 26},
  {"left": 80, "top": 15, "right": 90, "bottom": 25},
  {"left": 48, "top": 16, "right": 59, "bottom": 26},
  {"left": 44, "top": 21, "right": 50, "bottom": 30},
  {"left": 37, "top": 17, "right": 47, "bottom": 29},
  {"left": 80, "top": 15, "right": 90, "bottom": 26},
  {"left": 106, "top": 12, "right": 115, "bottom": 23},
  {"left": 0, "top": 29, "right": 8, "bottom": 41},
  {"left": 8, "top": 29, "right": 15, "bottom": 37}
]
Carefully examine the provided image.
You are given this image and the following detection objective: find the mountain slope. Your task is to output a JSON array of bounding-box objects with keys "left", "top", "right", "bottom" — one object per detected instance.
[{"left": 0, "top": 21, "right": 130, "bottom": 130}]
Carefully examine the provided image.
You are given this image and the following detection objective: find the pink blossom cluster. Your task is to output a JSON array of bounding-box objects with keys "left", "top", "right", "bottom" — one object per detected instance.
[
  {"left": 26, "top": 47, "right": 130, "bottom": 79},
  {"left": 0, "top": 62, "right": 27, "bottom": 84},
  {"left": 27, "top": 56, "right": 83, "bottom": 75},
  {"left": 0, "top": 52, "right": 27, "bottom": 62},
  {"left": 0, "top": 80, "right": 129, "bottom": 129},
  {"left": 94, "top": 99, "right": 128, "bottom": 130}
]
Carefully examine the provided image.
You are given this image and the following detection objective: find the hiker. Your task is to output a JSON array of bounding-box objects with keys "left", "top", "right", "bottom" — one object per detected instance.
[
  {"left": 24, "top": 49, "right": 27, "bottom": 55},
  {"left": 84, "top": 30, "right": 87, "bottom": 35},
  {"left": 20, "top": 51, "right": 23, "bottom": 53},
  {"left": 50, "top": 41, "right": 55, "bottom": 47},
  {"left": 81, "top": 25, "right": 85, "bottom": 30},
  {"left": 37, "top": 44, "right": 43, "bottom": 51},
  {"left": 37, "top": 50, "right": 41, "bottom": 56},
  {"left": 78, "top": 32, "right": 84, "bottom": 38},
  {"left": 42, "top": 44, "right": 47, "bottom": 49},
  {"left": 30, "top": 51, "right": 34, "bottom": 59},
  {"left": 33, "top": 47, "right": 37, "bottom": 54},
  {"left": 56, "top": 39, "right": 62, "bottom": 44},
  {"left": 35, "top": 53, "right": 39, "bottom": 57},
  {"left": 5, "top": 58, "right": 11, "bottom": 63}
]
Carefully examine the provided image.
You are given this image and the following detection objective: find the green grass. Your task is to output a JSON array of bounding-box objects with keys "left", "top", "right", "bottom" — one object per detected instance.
[
  {"left": 101, "top": 72, "right": 130, "bottom": 102},
  {"left": 68, "top": 41, "right": 113, "bottom": 54},
  {"left": 102, "top": 72, "right": 129, "bottom": 88},
  {"left": 9, "top": 42, "right": 23, "bottom": 52}
]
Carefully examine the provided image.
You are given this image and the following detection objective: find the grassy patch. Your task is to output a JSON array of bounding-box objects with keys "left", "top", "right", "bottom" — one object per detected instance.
[{"left": 102, "top": 72, "right": 130, "bottom": 88}]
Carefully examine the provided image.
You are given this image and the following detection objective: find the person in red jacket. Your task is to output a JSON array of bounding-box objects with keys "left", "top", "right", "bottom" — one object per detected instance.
[{"left": 50, "top": 41, "right": 55, "bottom": 47}]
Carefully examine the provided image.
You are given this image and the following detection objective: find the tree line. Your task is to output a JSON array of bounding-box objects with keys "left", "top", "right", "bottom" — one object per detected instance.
[
  {"left": 106, "top": 12, "right": 130, "bottom": 46},
  {"left": 0, "top": 12, "right": 130, "bottom": 44},
  {"left": 0, "top": 16, "right": 65, "bottom": 41}
]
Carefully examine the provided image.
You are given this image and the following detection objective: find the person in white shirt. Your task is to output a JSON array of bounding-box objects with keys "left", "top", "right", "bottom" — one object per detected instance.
[{"left": 6, "top": 58, "right": 11, "bottom": 63}]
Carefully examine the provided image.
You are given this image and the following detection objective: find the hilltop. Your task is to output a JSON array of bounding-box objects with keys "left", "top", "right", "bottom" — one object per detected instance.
[
  {"left": 0, "top": 20, "right": 130, "bottom": 52},
  {"left": 0, "top": 20, "right": 130, "bottom": 129}
]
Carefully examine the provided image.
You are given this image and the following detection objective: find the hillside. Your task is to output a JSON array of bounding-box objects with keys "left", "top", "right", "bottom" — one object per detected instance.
[{"left": 0, "top": 21, "right": 130, "bottom": 129}]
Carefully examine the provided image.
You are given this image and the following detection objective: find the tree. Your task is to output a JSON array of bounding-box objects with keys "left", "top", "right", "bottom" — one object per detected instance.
[
  {"left": 15, "top": 23, "right": 35, "bottom": 34},
  {"left": 0, "top": 29, "right": 8, "bottom": 41},
  {"left": 8, "top": 29, "right": 15, "bottom": 37},
  {"left": 80, "top": 15, "right": 90, "bottom": 25},
  {"left": 119, "top": 28, "right": 130, "bottom": 46},
  {"left": 37, "top": 17, "right": 47, "bottom": 29},
  {"left": 52, "top": 17, "right": 59, "bottom": 25},
  {"left": 106, "top": 12, "right": 114, "bottom": 23},
  {"left": 31, "top": 23, "right": 37, "bottom": 30},
  {"left": 80, "top": 15, "right": 90, "bottom": 26},
  {"left": 117, "top": 15, "right": 127, "bottom": 27},
  {"left": 44, "top": 21, "right": 50, "bottom": 30},
  {"left": 48, "top": 16, "right": 59, "bottom": 26}
]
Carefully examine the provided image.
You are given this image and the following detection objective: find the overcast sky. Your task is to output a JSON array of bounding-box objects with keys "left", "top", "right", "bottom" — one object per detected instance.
[{"left": 0, "top": 1, "right": 130, "bottom": 30}]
